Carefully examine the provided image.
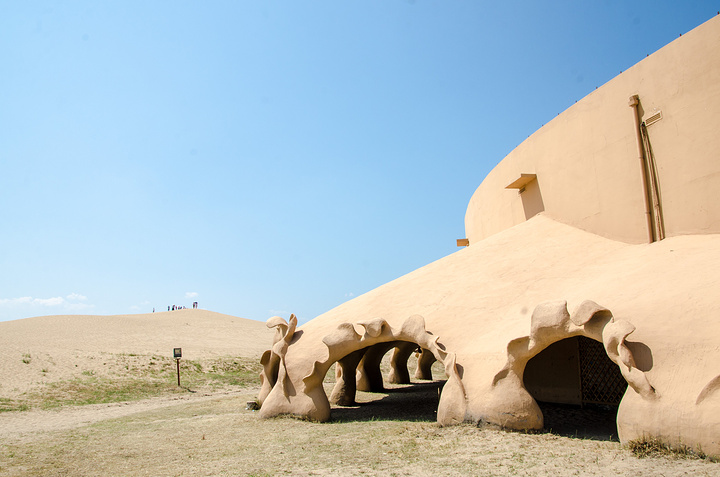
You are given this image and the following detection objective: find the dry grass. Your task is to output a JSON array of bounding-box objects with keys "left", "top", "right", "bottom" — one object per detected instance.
[
  {"left": 2, "top": 354, "right": 262, "bottom": 412},
  {"left": 628, "top": 436, "right": 717, "bottom": 462},
  {"left": 1, "top": 353, "right": 718, "bottom": 476},
  {"left": 2, "top": 384, "right": 719, "bottom": 477}
]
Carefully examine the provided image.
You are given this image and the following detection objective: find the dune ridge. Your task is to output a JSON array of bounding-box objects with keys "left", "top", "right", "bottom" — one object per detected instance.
[{"left": 0, "top": 309, "right": 273, "bottom": 398}]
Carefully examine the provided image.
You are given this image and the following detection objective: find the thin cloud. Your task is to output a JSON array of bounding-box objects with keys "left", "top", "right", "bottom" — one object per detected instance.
[
  {"left": 0, "top": 295, "right": 95, "bottom": 319},
  {"left": 0, "top": 297, "right": 33, "bottom": 305},
  {"left": 66, "top": 293, "right": 88, "bottom": 301},
  {"left": 33, "top": 297, "right": 65, "bottom": 306},
  {"left": 1, "top": 296, "right": 72, "bottom": 306},
  {"left": 185, "top": 292, "right": 199, "bottom": 299}
]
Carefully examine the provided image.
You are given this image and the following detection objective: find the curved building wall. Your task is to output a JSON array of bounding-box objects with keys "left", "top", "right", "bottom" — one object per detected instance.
[{"left": 465, "top": 15, "right": 720, "bottom": 245}]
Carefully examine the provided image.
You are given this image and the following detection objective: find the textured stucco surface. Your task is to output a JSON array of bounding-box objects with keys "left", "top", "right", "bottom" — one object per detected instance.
[
  {"left": 260, "top": 216, "right": 720, "bottom": 455},
  {"left": 465, "top": 15, "right": 720, "bottom": 244},
  {"left": 258, "top": 15, "right": 720, "bottom": 458}
]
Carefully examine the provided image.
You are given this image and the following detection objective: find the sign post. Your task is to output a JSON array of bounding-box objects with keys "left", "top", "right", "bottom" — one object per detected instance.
[{"left": 173, "top": 348, "right": 182, "bottom": 387}]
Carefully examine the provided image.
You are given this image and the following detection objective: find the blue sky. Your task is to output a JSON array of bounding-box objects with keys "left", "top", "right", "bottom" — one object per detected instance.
[{"left": 1, "top": 2, "right": 717, "bottom": 323}]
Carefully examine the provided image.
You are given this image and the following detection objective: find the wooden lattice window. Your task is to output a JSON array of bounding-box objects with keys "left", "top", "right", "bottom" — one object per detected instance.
[{"left": 578, "top": 336, "right": 628, "bottom": 406}]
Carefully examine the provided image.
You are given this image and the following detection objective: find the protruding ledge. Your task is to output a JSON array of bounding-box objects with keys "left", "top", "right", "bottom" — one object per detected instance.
[{"left": 505, "top": 173, "right": 537, "bottom": 190}]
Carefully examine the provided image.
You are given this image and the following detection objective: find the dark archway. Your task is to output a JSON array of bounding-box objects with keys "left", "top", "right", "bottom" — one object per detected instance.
[
  {"left": 330, "top": 381, "right": 444, "bottom": 422},
  {"left": 328, "top": 341, "right": 446, "bottom": 422},
  {"left": 523, "top": 336, "right": 628, "bottom": 440}
]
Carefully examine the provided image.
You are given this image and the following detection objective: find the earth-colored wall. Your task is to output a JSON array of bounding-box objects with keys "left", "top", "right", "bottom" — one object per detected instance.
[
  {"left": 257, "top": 15, "right": 720, "bottom": 458},
  {"left": 465, "top": 14, "right": 720, "bottom": 245},
  {"left": 258, "top": 216, "right": 720, "bottom": 456}
]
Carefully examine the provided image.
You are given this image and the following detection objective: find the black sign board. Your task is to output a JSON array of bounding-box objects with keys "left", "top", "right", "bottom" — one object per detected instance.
[{"left": 173, "top": 348, "right": 182, "bottom": 359}]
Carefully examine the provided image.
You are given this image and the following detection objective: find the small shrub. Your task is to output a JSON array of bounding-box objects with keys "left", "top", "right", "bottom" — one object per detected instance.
[
  {"left": 0, "top": 398, "right": 29, "bottom": 413},
  {"left": 34, "top": 377, "right": 182, "bottom": 409},
  {"left": 628, "top": 436, "right": 714, "bottom": 461},
  {"left": 6, "top": 355, "right": 263, "bottom": 411}
]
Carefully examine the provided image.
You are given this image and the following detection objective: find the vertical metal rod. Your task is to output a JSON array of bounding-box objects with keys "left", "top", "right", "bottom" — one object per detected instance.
[
  {"left": 641, "top": 123, "right": 666, "bottom": 241},
  {"left": 629, "top": 94, "right": 655, "bottom": 243},
  {"left": 176, "top": 359, "right": 181, "bottom": 387}
]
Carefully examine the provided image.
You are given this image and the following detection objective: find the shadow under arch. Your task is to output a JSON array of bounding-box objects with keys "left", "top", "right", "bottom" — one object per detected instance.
[
  {"left": 328, "top": 339, "right": 446, "bottom": 411},
  {"left": 259, "top": 313, "right": 461, "bottom": 422},
  {"left": 330, "top": 380, "right": 446, "bottom": 423},
  {"left": 523, "top": 336, "right": 628, "bottom": 441}
]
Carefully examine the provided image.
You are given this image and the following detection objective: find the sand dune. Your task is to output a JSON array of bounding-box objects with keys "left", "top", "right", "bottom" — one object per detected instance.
[{"left": 0, "top": 309, "right": 273, "bottom": 397}]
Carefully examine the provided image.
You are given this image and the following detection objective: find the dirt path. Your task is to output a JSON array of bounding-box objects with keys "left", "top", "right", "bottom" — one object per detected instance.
[
  {"left": 0, "top": 389, "right": 245, "bottom": 445},
  {"left": 1, "top": 383, "right": 717, "bottom": 476}
]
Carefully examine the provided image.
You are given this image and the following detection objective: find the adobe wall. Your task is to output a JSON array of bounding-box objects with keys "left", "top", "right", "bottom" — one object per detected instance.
[
  {"left": 258, "top": 16, "right": 720, "bottom": 457},
  {"left": 465, "top": 15, "right": 720, "bottom": 245}
]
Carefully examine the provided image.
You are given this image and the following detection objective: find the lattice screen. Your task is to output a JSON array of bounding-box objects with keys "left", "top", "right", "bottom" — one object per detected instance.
[{"left": 578, "top": 336, "right": 628, "bottom": 406}]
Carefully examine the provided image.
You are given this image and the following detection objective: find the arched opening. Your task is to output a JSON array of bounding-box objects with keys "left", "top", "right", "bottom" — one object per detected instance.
[
  {"left": 327, "top": 341, "right": 447, "bottom": 422},
  {"left": 523, "top": 336, "right": 628, "bottom": 440}
]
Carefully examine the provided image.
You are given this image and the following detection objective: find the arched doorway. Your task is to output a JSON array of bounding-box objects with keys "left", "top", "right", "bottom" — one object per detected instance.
[
  {"left": 523, "top": 336, "right": 627, "bottom": 440},
  {"left": 328, "top": 341, "right": 446, "bottom": 422}
]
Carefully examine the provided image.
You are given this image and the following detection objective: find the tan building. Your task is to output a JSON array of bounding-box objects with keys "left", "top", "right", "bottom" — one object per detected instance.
[{"left": 258, "top": 15, "right": 720, "bottom": 457}]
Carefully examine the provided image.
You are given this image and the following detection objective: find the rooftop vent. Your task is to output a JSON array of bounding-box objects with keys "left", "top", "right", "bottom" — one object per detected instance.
[{"left": 644, "top": 110, "right": 663, "bottom": 127}]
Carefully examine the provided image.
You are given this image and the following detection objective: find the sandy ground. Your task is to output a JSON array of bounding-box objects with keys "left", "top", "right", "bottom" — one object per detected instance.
[
  {"left": 1, "top": 311, "right": 717, "bottom": 476},
  {"left": 0, "top": 390, "right": 234, "bottom": 445},
  {"left": 0, "top": 309, "right": 273, "bottom": 398},
  {"left": 1, "top": 384, "right": 717, "bottom": 476}
]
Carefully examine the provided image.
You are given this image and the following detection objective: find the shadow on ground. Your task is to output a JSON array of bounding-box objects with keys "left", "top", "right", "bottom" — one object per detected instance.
[
  {"left": 330, "top": 380, "right": 443, "bottom": 423},
  {"left": 538, "top": 401, "right": 620, "bottom": 442},
  {"left": 329, "top": 381, "right": 620, "bottom": 442}
]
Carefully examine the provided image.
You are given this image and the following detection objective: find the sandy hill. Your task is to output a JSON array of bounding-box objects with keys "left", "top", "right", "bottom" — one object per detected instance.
[{"left": 0, "top": 309, "right": 273, "bottom": 398}]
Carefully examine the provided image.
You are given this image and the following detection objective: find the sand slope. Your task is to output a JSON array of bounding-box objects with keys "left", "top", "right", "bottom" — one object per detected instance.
[{"left": 0, "top": 309, "right": 273, "bottom": 397}]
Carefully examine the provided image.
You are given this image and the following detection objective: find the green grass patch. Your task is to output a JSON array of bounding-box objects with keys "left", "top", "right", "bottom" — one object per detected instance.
[
  {"left": 6, "top": 355, "right": 263, "bottom": 411},
  {"left": 195, "top": 358, "right": 262, "bottom": 388},
  {"left": 0, "top": 397, "right": 29, "bottom": 412},
  {"left": 33, "top": 377, "right": 182, "bottom": 409}
]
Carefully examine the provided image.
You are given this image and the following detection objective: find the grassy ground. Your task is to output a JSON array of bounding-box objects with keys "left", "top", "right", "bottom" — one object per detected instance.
[
  {"left": 2, "top": 384, "right": 718, "bottom": 476},
  {"left": 1, "top": 355, "right": 718, "bottom": 476},
  {"left": 0, "top": 354, "right": 262, "bottom": 412}
]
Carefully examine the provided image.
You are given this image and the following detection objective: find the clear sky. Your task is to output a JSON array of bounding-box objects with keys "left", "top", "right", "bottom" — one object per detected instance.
[{"left": 1, "top": 2, "right": 717, "bottom": 324}]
